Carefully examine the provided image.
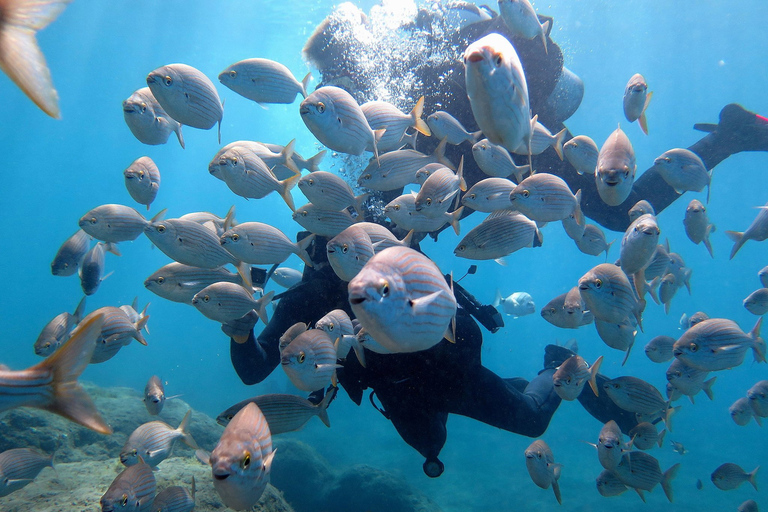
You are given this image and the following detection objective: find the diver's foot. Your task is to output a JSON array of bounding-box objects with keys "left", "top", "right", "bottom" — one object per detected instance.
[
  {"left": 543, "top": 344, "right": 575, "bottom": 371},
  {"left": 423, "top": 457, "right": 444, "bottom": 478},
  {"left": 694, "top": 103, "right": 768, "bottom": 153}
]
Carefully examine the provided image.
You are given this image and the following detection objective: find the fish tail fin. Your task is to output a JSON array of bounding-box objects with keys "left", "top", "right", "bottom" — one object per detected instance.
[
  {"left": 33, "top": 313, "right": 112, "bottom": 434},
  {"left": 661, "top": 462, "right": 680, "bottom": 502},
  {"left": 102, "top": 242, "right": 121, "bottom": 257},
  {"left": 751, "top": 317, "right": 765, "bottom": 363},
  {"left": 350, "top": 335, "right": 366, "bottom": 368},
  {"left": 703, "top": 224, "right": 714, "bottom": 258},
  {"left": 254, "top": 291, "right": 275, "bottom": 325},
  {"left": 177, "top": 409, "right": 199, "bottom": 450},
  {"left": 492, "top": 289, "right": 502, "bottom": 308},
  {"left": 726, "top": 230, "right": 745, "bottom": 259},
  {"left": 191, "top": 476, "right": 196, "bottom": 499},
  {"left": 573, "top": 189, "right": 584, "bottom": 225},
  {"left": 470, "top": 130, "right": 483, "bottom": 143},
  {"left": 73, "top": 296, "right": 87, "bottom": 324},
  {"left": 134, "top": 316, "right": 150, "bottom": 345},
  {"left": 552, "top": 478, "right": 562, "bottom": 505},
  {"left": 236, "top": 261, "right": 253, "bottom": 292},
  {"left": 296, "top": 233, "right": 316, "bottom": 268},
  {"left": 300, "top": 72, "right": 312, "bottom": 98},
  {"left": 278, "top": 173, "right": 300, "bottom": 212},
  {"left": 410, "top": 96, "right": 431, "bottom": 136},
  {"left": 172, "top": 121, "right": 185, "bottom": 149},
  {"left": 540, "top": 19, "right": 550, "bottom": 54},
  {"left": 130, "top": 296, "right": 139, "bottom": 311},
  {"left": 316, "top": 389, "right": 334, "bottom": 428},
  {"left": 588, "top": 355, "right": 603, "bottom": 396},
  {"left": 149, "top": 208, "right": 167, "bottom": 224},
  {"left": 749, "top": 467, "right": 760, "bottom": 491},
  {"left": 647, "top": 276, "right": 661, "bottom": 306},
  {"left": 400, "top": 130, "right": 418, "bottom": 150},
  {"left": 223, "top": 205, "right": 237, "bottom": 231},
  {"left": 658, "top": 428, "right": 666, "bottom": 448},
  {"left": 353, "top": 192, "right": 369, "bottom": 218},
  {"left": 434, "top": 137, "right": 454, "bottom": 170},
  {"left": 449, "top": 206, "right": 464, "bottom": 236},
  {"left": 305, "top": 150, "right": 326, "bottom": 173},
  {"left": 638, "top": 91, "right": 653, "bottom": 135},
  {"left": 703, "top": 376, "right": 717, "bottom": 401},
  {"left": 280, "top": 139, "right": 300, "bottom": 175},
  {"left": 372, "top": 129, "right": 386, "bottom": 164},
  {"left": 604, "top": 239, "right": 615, "bottom": 260},
  {"left": 553, "top": 127, "right": 567, "bottom": 160},
  {"left": 457, "top": 155, "right": 466, "bottom": 191},
  {"left": 634, "top": 488, "right": 646, "bottom": 503},
  {"left": 400, "top": 229, "right": 415, "bottom": 249}
]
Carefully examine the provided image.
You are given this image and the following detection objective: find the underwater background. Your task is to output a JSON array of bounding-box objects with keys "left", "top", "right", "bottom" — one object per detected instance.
[{"left": 2, "top": 0, "right": 768, "bottom": 510}]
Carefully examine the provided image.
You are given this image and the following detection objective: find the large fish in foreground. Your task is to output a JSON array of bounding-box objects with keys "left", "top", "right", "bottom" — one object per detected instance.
[
  {"left": 464, "top": 33, "right": 531, "bottom": 154},
  {"left": 0, "top": 0, "right": 72, "bottom": 118},
  {"left": 348, "top": 246, "right": 456, "bottom": 353},
  {"left": 595, "top": 125, "right": 636, "bottom": 206},
  {"left": 0, "top": 314, "right": 111, "bottom": 434}
]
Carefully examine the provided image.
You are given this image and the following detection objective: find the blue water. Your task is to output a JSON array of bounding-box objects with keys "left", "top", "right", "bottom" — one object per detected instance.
[{"left": 2, "top": 0, "right": 768, "bottom": 510}]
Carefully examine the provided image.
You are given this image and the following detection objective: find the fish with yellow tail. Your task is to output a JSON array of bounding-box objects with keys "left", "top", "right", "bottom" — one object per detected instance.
[
  {"left": 623, "top": 73, "right": 653, "bottom": 135},
  {"left": 524, "top": 440, "right": 562, "bottom": 504}
]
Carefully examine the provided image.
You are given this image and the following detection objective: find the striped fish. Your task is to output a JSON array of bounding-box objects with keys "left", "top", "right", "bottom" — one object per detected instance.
[
  {"left": 552, "top": 355, "right": 602, "bottom": 401},
  {"left": 454, "top": 211, "right": 541, "bottom": 261},
  {"left": 216, "top": 392, "right": 333, "bottom": 433},
  {"left": 462, "top": 177, "right": 517, "bottom": 213},
  {"left": 100, "top": 461, "right": 156, "bottom": 512},
  {"left": 578, "top": 263, "right": 643, "bottom": 328},
  {"left": 298, "top": 170, "right": 366, "bottom": 214},
  {"left": 0, "top": 448, "right": 53, "bottom": 497},
  {"left": 271, "top": 267, "right": 303, "bottom": 289},
  {"left": 144, "top": 218, "right": 240, "bottom": 269},
  {"left": 147, "top": 63, "right": 223, "bottom": 142},
  {"left": 179, "top": 205, "right": 237, "bottom": 237},
  {"left": 596, "top": 469, "right": 628, "bottom": 497},
  {"left": 644, "top": 243, "right": 670, "bottom": 280},
  {"left": 0, "top": 314, "right": 111, "bottom": 434},
  {"left": 594, "top": 319, "right": 637, "bottom": 364},
  {"left": 88, "top": 307, "right": 149, "bottom": 364},
  {"left": 748, "top": 380, "right": 768, "bottom": 418},
  {"left": 472, "top": 139, "right": 529, "bottom": 182},
  {"left": 653, "top": 148, "right": 710, "bottom": 199},
  {"left": 51, "top": 229, "right": 91, "bottom": 276},
  {"left": 34, "top": 296, "right": 86, "bottom": 357},
  {"left": 603, "top": 376, "right": 667, "bottom": 416},
  {"left": 665, "top": 358, "right": 715, "bottom": 401},
  {"left": 673, "top": 318, "right": 765, "bottom": 371},
  {"left": 666, "top": 252, "right": 692, "bottom": 293},
  {"left": 628, "top": 422, "right": 664, "bottom": 450},
  {"left": 212, "top": 145, "right": 298, "bottom": 211},
  {"left": 385, "top": 194, "right": 462, "bottom": 234},
  {"left": 629, "top": 200, "right": 656, "bottom": 223},
  {"left": 464, "top": 33, "right": 531, "bottom": 154},
  {"left": 150, "top": 479, "right": 195, "bottom": 512},
  {"left": 509, "top": 173, "right": 582, "bottom": 223},
  {"left": 659, "top": 274, "right": 678, "bottom": 313},
  {"left": 316, "top": 309, "right": 357, "bottom": 352},
  {"left": 415, "top": 162, "right": 466, "bottom": 218},
  {"left": 540, "top": 291, "right": 593, "bottom": 329},
  {"left": 726, "top": 201, "right": 768, "bottom": 259},
  {"left": 245, "top": 140, "right": 301, "bottom": 180},
  {"left": 361, "top": 97, "right": 431, "bottom": 152},
  {"left": 203, "top": 402, "right": 274, "bottom": 511},
  {"left": 358, "top": 138, "right": 453, "bottom": 191},
  {"left": 684, "top": 199, "right": 715, "bottom": 258},
  {"left": 523, "top": 439, "right": 562, "bottom": 504},
  {"left": 281, "top": 328, "right": 338, "bottom": 391},
  {"left": 355, "top": 222, "right": 408, "bottom": 253},
  {"left": 712, "top": 463, "right": 759, "bottom": 491},
  {"left": 326, "top": 225, "right": 375, "bottom": 282},
  {"left": 348, "top": 246, "right": 456, "bottom": 353},
  {"left": 730, "top": 396, "right": 758, "bottom": 426},
  {"left": 644, "top": 335, "right": 675, "bottom": 363},
  {"left": 292, "top": 203, "right": 357, "bottom": 237},
  {"left": 124, "top": 156, "right": 160, "bottom": 210},
  {"left": 562, "top": 209, "right": 586, "bottom": 241},
  {"left": 596, "top": 420, "right": 625, "bottom": 471},
  {"left": 498, "top": 0, "right": 549, "bottom": 52},
  {"left": 208, "top": 140, "right": 265, "bottom": 181},
  {"left": 123, "top": 87, "right": 184, "bottom": 148},
  {"left": 511, "top": 121, "right": 567, "bottom": 159},
  {"left": 596, "top": 125, "right": 636, "bottom": 206},
  {"left": 623, "top": 73, "right": 652, "bottom": 134},
  {"left": 427, "top": 111, "right": 481, "bottom": 145},
  {"left": 279, "top": 322, "right": 308, "bottom": 352},
  {"left": 620, "top": 213, "right": 660, "bottom": 276},
  {"left": 120, "top": 410, "right": 198, "bottom": 468},
  {"left": 121, "top": 298, "right": 152, "bottom": 334},
  {"left": 262, "top": 142, "right": 325, "bottom": 174},
  {"left": 144, "top": 263, "right": 243, "bottom": 304},
  {"left": 79, "top": 204, "right": 148, "bottom": 243},
  {"left": 192, "top": 282, "right": 273, "bottom": 325},
  {"left": 79, "top": 242, "right": 114, "bottom": 296},
  {"left": 563, "top": 135, "right": 598, "bottom": 175},
  {"left": 219, "top": 58, "right": 310, "bottom": 104},
  {"left": 615, "top": 452, "right": 678, "bottom": 502},
  {"left": 576, "top": 224, "right": 613, "bottom": 258},
  {"left": 143, "top": 375, "right": 165, "bottom": 416},
  {"left": 220, "top": 222, "right": 313, "bottom": 267},
  {"left": 300, "top": 86, "right": 383, "bottom": 158}
]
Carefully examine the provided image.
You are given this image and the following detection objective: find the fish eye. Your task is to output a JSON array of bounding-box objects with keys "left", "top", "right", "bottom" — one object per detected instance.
[
  {"left": 140, "top": 103, "right": 147, "bottom": 113},
  {"left": 298, "top": 351, "right": 306, "bottom": 363},
  {"left": 156, "top": 276, "right": 165, "bottom": 284},
  {"left": 231, "top": 234, "right": 239, "bottom": 242},
  {"left": 522, "top": 190, "right": 530, "bottom": 198},
  {"left": 308, "top": 179, "right": 314, "bottom": 186},
  {"left": 163, "top": 76, "right": 173, "bottom": 86},
  {"left": 240, "top": 451, "right": 251, "bottom": 469},
  {"left": 469, "top": 193, "right": 476, "bottom": 199},
  {"left": 121, "top": 494, "right": 128, "bottom": 506},
  {"left": 549, "top": 307, "right": 556, "bottom": 314},
  {"left": 380, "top": 281, "right": 390, "bottom": 297},
  {"left": 90, "top": 217, "right": 97, "bottom": 224},
  {"left": 425, "top": 198, "right": 432, "bottom": 206},
  {"left": 317, "top": 102, "right": 326, "bottom": 113},
  {"left": 342, "top": 244, "right": 349, "bottom": 254},
  {"left": 203, "top": 295, "right": 210, "bottom": 303},
  {"left": 229, "top": 70, "right": 237, "bottom": 78},
  {"left": 227, "top": 414, "right": 233, "bottom": 420},
  {"left": 690, "top": 343, "right": 698, "bottom": 352},
  {"left": 457, "top": 244, "right": 466, "bottom": 252},
  {"left": 394, "top": 204, "right": 400, "bottom": 210},
  {"left": 229, "top": 157, "right": 238, "bottom": 165},
  {"left": 157, "top": 225, "right": 166, "bottom": 233},
  {"left": 595, "top": 279, "right": 603, "bottom": 288},
  {"left": 301, "top": 210, "right": 308, "bottom": 217},
  {"left": 493, "top": 53, "right": 503, "bottom": 67},
  {"left": 566, "top": 376, "right": 572, "bottom": 384},
  {"left": 328, "top": 324, "right": 334, "bottom": 331}
]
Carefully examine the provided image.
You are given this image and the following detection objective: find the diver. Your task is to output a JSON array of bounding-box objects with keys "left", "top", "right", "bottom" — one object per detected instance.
[{"left": 227, "top": 234, "right": 638, "bottom": 478}]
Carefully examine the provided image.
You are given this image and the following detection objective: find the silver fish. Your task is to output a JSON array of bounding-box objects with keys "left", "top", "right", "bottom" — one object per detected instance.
[
  {"left": 79, "top": 242, "right": 115, "bottom": 296},
  {"left": 711, "top": 463, "right": 759, "bottom": 491},
  {"left": 348, "top": 246, "right": 456, "bottom": 353},
  {"left": 472, "top": 138, "right": 529, "bottom": 181},
  {"left": 623, "top": 73, "right": 652, "bottom": 134},
  {"left": 628, "top": 422, "right": 663, "bottom": 450},
  {"left": 462, "top": 178, "right": 517, "bottom": 213},
  {"left": 300, "top": 86, "right": 382, "bottom": 158},
  {"left": 0, "top": 448, "right": 53, "bottom": 497},
  {"left": 596, "top": 420, "right": 626, "bottom": 471},
  {"left": 34, "top": 296, "right": 86, "bottom": 357},
  {"left": 673, "top": 318, "right": 765, "bottom": 371},
  {"left": 644, "top": 243, "right": 670, "bottom": 280},
  {"left": 218, "top": 58, "right": 310, "bottom": 105},
  {"left": 445, "top": 1, "right": 493, "bottom": 29},
  {"left": 603, "top": 376, "right": 667, "bottom": 416},
  {"left": 298, "top": 170, "right": 366, "bottom": 214},
  {"left": 144, "top": 218, "right": 239, "bottom": 269},
  {"left": 595, "top": 125, "right": 636, "bottom": 206},
  {"left": 508, "top": 173, "right": 582, "bottom": 223},
  {"left": 575, "top": 224, "right": 613, "bottom": 257},
  {"left": 594, "top": 319, "right": 636, "bottom": 364},
  {"left": 562, "top": 209, "right": 587, "bottom": 241},
  {"left": 271, "top": 267, "right": 303, "bottom": 289},
  {"left": 358, "top": 139, "right": 453, "bottom": 191},
  {"left": 563, "top": 135, "right": 598, "bottom": 175},
  {"left": 247, "top": 140, "right": 304, "bottom": 180},
  {"left": 143, "top": 375, "right": 165, "bottom": 416},
  {"left": 326, "top": 225, "right": 375, "bottom": 282},
  {"left": 654, "top": 148, "right": 710, "bottom": 199},
  {"left": 124, "top": 157, "right": 161, "bottom": 210},
  {"left": 739, "top": 500, "right": 759, "bottom": 512},
  {"left": 0, "top": 314, "right": 112, "bottom": 434},
  {"left": 540, "top": 291, "right": 593, "bottom": 329},
  {"left": 88, "top": 307, "right": 149, "bottom": 364},
  {"left": 202, "top": 402, "right": 274, "bottom": 511},
  {"left": 415, "top": 164, "right": 466, "bottom": 218},
  {"left": 497, "top": 0, "right": 550, "bottom": 52},
  {"left": 292, "top": 203, "right": 357, "bottom": 238},
  {"left": 79, "top": 204, "right": 148, "bottom": 243},
  {"left": 178, "top": 205, "right": 237, "bottom": 235},
  {"left": 51, "top": 229, "right": 91, "bottom": 277},
  {"left": 628, "top": 199, "right": 655, "bottom": 224},
  {"left": 511, "top": 121, "right": 566, "bottom": 159},
  {"left": 150, "top": 479, "right": 195, "bottom": 512},
  {"left": 361, "top": 97, "right": 431, "bottom": 153},
  {"left": 684, "top": 199, "right": 715, "bottom": 257},
  {"left": 147, "top": 63, "right": 223, "bottom": 141},
  {"left": 552, "top": 355, "right": 602, "bottom": 401},
  {"left": 316, "top": 309, "right": 355, "bottom": 339},
  {"left": 666, "top": 251, "right": 692, "bottom": 294},
  {"left": 747, "top": 380, "right": 768, "bottom": 418},
  {"left": 216, "top": 392, "right": 333, "bottom": 433},
  {"left": 120, "top": 410, "right": 198, "bottom": 467},
  {"left": 730, "top": 396, "right": 758, "bottom": 426},
  {"left": 464, "top": 33, "right": 531, "bottom": 153},
  {"left": 596, "top": 469, "right": 628, "bottom": 497},
  {"left": 385, "top": 194, "right": 463, "bottom": 234},
  {"left": 220, "top": 222, "right": 313, "bottom": 267},
  {"left": 744, "top": 288, "right": 768, "bottom": 316},
  {"left": 492, "top": 290, "right": 536, "bottom": 318},
  {"left": 192, "top": 283, "right": 272, "bottom": 325},
  {"left": 578, "top": 263, "right": 643, "bottom": 328},
  {"left": 122, "top": 87, "right": 185, "bottom": 148},
  {"left": 614, "top": 452, "right": 678, "bottom": 502},
  {"left": 644, "top": 335, "right": 675, "bottom": 363},
  {"left": 427, "top": 111, "right": 481, "bottom": 145},
  {"left": 281, "top": 328, "right": 337, "bottom": 392},
  {"left": 144, "top": 263, "right": 243, "bottom": 304},
  {"left": 454, "top": 210, "right": 541, "bottom": 261},
  {"left": 355, "top": 222, "right": 409, "bottom": 253},
  {"left": 665, "top": 358, "right": 715, "bottom": 402},
  {"left": 523, "top": 439, "right": 562, "bottom": 504},
  {"left": 670, "top": 440, "right": 687, "bottom": 455},
  {"left": 619, "top": 213, "right": 660, "bottom": 276},
  {"left": 100, "top": 460, "right": 156, "bottom": 512},
  {"left": 726, "top": 202, "right": 768, "bottom": 259}
]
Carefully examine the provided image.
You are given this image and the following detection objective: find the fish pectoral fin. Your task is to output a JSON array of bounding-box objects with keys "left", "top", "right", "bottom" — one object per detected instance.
[
  {"left": 408, "top": 291, "right": 443, "bottom": 314},
  {"left": 7, "top": 478, "right": 35, "bottom": 486},
  {"left": 195, "top": 449, "right": 211, "bottom": 465}
]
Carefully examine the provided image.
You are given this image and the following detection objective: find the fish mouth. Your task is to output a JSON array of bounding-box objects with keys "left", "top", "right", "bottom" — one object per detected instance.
[
  {"left": 146, "top": 74, "right": 158, "bottom": 84},
  {"left": 280, "top": 356, "right": 291, "bottom": 365},
  {"left": 299, "top": 106, "right": 310, "bottom": 116},
  {"left": 349, "top": 297, "right": 366, "bottom": 305},
  {"left": 578, "top": 283, "right": 589, "bottom": 291},
  {"left": 673, "top": 349, "right": 683, "bottom": 357},
  {"left": 213, "top": 471, "right": 230, "bottom": 481},
  {"left": 465, "top": 51, "right": 484, "bottom": 63}
]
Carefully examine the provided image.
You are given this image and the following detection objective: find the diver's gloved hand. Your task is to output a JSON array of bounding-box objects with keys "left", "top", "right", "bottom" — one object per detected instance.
[
  {"left": 694, "top": 103, "right": 768, "bottom": 153},
  {"left": 222, "top": 310, "right": 259, "bottom": 341}
]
